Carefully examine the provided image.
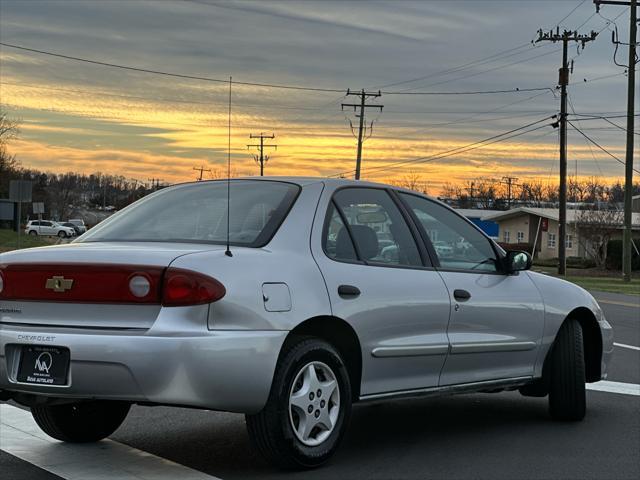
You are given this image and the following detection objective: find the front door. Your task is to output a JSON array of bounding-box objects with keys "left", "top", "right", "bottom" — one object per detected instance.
[
  {"left": 398, "top": 193, "right": 545, "bottom": 386},
  {"left": 312, "top": 186, "right": 451, "bottom": 397}
]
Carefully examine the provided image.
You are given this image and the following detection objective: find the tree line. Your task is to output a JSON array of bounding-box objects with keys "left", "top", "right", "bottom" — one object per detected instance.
[{"left": 438, "top": 177, "right": 639, "bottom": 210}]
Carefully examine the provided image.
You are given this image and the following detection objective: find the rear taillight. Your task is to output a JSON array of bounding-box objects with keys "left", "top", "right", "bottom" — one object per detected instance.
[
  {"left": 0, "top": 271, "right": 4, "bottom": 295},
  {"left": 162, "top": 268, "right": 225, "bottom": 307},
  {"left": 0, "top": 263, "right": 163, "bottom": 304}
]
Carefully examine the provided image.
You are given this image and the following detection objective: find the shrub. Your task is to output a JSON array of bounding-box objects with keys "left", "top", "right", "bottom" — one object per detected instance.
[{"left": 606, "top": 238, "right": 640, "bottom": 270}]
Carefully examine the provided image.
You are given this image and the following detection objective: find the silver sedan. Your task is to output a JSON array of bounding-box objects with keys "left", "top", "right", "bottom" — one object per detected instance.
[{"left": 0, "top": 177, "right": 613, "bottom": 469}]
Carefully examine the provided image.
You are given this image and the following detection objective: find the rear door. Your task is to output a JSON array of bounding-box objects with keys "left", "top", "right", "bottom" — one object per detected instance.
[
  {"left": 312, "top": 186, "right": 451, "bottom": 397},
  {"left": 40, "top": 221, "right": 53, "bottom": 235},
  {"left": 398, "top": 193, "right": 545, "bottom": 386}
]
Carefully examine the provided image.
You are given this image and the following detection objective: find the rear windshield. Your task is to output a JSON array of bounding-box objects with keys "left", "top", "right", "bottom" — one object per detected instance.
[{"left": 80, "top": 180, "right": 300, "bottom": 246}]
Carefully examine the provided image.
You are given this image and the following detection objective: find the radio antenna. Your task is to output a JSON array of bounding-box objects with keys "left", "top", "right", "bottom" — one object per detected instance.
[{"left": 225, "top": 76, "right": 233, "bottom": 257}]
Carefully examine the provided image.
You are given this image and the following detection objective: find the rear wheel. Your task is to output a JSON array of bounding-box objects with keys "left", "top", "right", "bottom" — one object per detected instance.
[
  {"left": 31, "top": 401, "right": 131, "bottom": 442},
  {"left": 548, "top": 319, "right": 586, "bottom": 421},
  {"left": 246, "top": 337, "right": 352, "bottom": 469}
]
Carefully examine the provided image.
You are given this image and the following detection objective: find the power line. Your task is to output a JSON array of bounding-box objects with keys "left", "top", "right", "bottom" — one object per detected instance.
[
  {"left": 329, "top": 115, "right": 556, "bottom": 178},
  {"left": 370, "top": 42, "right": 534, "bottom": 90},
  {"left": 0, "top": 42, "right": 346, "bottom": 93},
  {"left": 359, "top": 122, "right": 556, "bottom": 179},
  {"left": 556, "top": 0, "right": 588, "bottom": 27},
  {"left": 568, "top": 120, "right": 640, "bottom": 173},
  {"left": 389, "top": 47, "right": 561, "bottom": 93},
  {"left": 0, "top": 80, "right": 344, "bottom": 111},
  {"left": 381, "top": 87, "right": 554, "bottom": 95}
]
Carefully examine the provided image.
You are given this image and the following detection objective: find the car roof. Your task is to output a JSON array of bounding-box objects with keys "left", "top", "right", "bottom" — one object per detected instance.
[{"left": 170, "top": 176, "right": 439, "bottom": 201}]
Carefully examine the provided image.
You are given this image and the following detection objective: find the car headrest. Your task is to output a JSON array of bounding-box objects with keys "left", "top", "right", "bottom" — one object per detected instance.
[{"left": 349, "top": 224, "right": 379, "bottom": 260}]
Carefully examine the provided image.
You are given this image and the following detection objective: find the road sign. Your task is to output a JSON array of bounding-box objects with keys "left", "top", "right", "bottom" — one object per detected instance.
[
  {"left": 9, "top": 180, "right": 33, "bottom": 202},
  {"left": 33, "top": 202, "right": 45, "bottom": 214}
]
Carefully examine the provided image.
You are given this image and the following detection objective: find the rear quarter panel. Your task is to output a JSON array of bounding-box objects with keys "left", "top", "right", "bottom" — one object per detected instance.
[{"left": 171, "top": 181, "right": 332, "bottom": 331}]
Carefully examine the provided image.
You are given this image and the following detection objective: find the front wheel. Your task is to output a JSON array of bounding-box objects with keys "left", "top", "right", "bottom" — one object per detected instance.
[
  {"left": 31, "top": 401, "right": 131, "bottom": 442},
  {"left": 29, "top": 230, "right": 38, "bottom": 236},
  {"left": 58, "top": 231, "right": 67, "bottom": 238},
  {"left": 548, "top": 319, "right": 586, "bottom": 421},
  {"left": 246, "top": 337, "right": 352, "bottom": 469}
]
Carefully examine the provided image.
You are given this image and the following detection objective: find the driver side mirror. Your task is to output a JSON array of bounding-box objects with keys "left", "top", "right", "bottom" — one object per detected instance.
[{"left": 504, "top": 250, "right": 532, "bottom": 273}]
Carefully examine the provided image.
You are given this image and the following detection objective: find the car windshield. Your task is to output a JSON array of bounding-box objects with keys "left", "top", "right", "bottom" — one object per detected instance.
[{"left": 79, "top": 180, "right": 300, "bottom": 246}]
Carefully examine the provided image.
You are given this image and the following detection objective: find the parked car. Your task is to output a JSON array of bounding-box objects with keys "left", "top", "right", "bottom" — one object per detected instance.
[
  {"left": 432, "top": 240, "right": 454, "bottom": 258},
  {"left": 24, "top": 220, "right": 75, "bottom": 238},
  {"left": 0, "top": 178, "right": 613, "bottom": 469},
  {"left": 67, "top": 219, "right": 87, "bottom": 234},
  {"left": 60, "top": 222, "right": 83, "bottom": 236}
]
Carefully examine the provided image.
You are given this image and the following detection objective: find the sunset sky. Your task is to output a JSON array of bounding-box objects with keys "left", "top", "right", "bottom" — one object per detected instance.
[{"left": 0, "top": 0, "right": 637, "bottom": 191}]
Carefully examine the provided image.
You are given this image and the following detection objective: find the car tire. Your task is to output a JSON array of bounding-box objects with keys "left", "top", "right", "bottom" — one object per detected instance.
[
  {"left": 548, "top": 319, "right": 586, "bottom": 421},
  {"left": 31, "top": 401, "right": 131, "bottom": 442},
  {"left": 58, "top": 231, "right": 67, "bottom": 238},
  {"left": 29, "top": 231, "right": 38, "bottom": 236},
  {"left": 246, "top": 337, "right": 352, "bottom": 469}
]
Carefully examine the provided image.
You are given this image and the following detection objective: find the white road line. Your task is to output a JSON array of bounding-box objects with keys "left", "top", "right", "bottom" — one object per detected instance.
[
  {"left": 614, "top": 342, "right": 640, "bottom": 351},
  {"left": 0, "top": 404, "right": 221, "bottom": 480},
  {"left": 587, "top": 381, "right": 640, "bottom": 396}
]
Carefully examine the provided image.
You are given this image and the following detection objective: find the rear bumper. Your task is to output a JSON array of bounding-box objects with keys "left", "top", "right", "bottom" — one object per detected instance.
[{"left": 0, "top": 325, "right": 287, "bottom": 414}]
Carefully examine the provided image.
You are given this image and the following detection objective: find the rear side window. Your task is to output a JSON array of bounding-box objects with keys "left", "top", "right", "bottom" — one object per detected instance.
[
  {"left": 324, "top": 203, "right": 358, "bottom": 262},
  {"left": 326, "top": 188, "right": 422, "bottom": 267},
  {"left": 80, "top": 180, "right": 299, "bottom": 246}
]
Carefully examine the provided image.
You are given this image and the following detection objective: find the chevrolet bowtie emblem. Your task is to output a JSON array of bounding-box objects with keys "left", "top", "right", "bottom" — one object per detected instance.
[{"left": 45, "top": 276, "right": 74, "bottom": 293}]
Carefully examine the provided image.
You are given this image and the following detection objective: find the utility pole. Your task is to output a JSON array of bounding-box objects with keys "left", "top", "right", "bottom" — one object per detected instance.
[
  {"left": 501, "top": 176, "right": 520, "bottom": 209},
  {"left": 193, "top": 166, "right": 211, "bottom": 181},
  {"left": 247, "top": 133, "right": 276, "bottom": 176},
  {"left": 342, "top": 89, "right": 383, "bottom": 180},
  {"left": 594, "top": 0, "right": 637, "bottom": 282},
  {"left": 536, "top": 27, "right": 598, "bottom": 276}
]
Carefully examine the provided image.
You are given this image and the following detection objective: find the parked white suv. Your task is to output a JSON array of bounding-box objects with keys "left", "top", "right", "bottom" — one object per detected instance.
[{"left": 25, "top": 220, "right": 75, "bottom": 237}]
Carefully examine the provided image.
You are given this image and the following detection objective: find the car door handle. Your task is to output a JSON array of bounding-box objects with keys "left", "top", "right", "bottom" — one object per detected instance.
[
  {"left": 453, "top": 289, "right": 471, "bottom": 301},
  {"left": 338, "top": 285, "right": 361, "bottom": 297}
]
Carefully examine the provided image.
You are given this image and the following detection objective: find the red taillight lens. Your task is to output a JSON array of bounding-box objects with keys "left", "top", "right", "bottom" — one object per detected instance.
[
  {"left": 162, "top": 268, "right": 225, "bottom": 307},
  {"left": 0, "top": 263, "right": 163, "bottom": 303}
]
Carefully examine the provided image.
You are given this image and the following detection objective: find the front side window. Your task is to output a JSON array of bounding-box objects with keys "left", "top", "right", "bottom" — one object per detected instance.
[
  {"left": 328, "top": 188, "right": 422, "bottom": 267},
  {"left": 400, "top": 193, "right": 499, "bottom": 272},
  {"left": 80, "top": 180, "right": 299, "bottom": 246}
]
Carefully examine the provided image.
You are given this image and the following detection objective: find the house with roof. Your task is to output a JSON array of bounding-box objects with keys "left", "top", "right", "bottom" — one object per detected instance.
[
  {"left": 454, "top": 209, "right": 502, "bottom": 239},
  {"left": 485, "top": 207, "right": 640, "bottom": 260}
]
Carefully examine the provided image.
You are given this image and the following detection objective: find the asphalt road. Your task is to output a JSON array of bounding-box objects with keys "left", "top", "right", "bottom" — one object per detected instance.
[{"left": 2, "top": 290, "right": 638, "bottom": 480}]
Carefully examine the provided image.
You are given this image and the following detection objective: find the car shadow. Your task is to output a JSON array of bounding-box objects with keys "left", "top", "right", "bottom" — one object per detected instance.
[{"left": 113, "top": 391, "right": 584, "bottom": 480}]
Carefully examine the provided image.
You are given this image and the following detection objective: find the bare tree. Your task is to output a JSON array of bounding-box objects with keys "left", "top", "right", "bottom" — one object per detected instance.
[
  {"left": 576, "top": 209, "right": 623, "bottom": 268},
  {"left": 388, "top": 171, "right": 428, "bottom": 194},
  {"left": 519, "top": 180, "right": 546, "bottom": 207},
  {"left": 210, "top": 167, "right": 239, "bottom": 179},
  {"left": 0, "top": 110, "right": 21, "bottom": 197}
]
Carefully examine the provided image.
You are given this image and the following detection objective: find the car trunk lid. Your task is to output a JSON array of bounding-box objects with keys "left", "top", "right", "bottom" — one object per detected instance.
[{"left": 0, "top": 242, "right": 224, "bottom": 329}]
